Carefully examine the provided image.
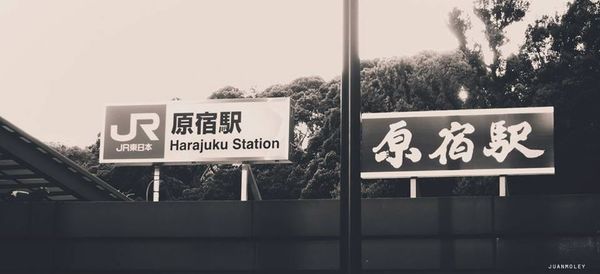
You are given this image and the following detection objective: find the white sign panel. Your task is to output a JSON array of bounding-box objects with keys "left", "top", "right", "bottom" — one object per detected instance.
[{"left": 100, "top": 98, "right": 291, "bottom": 165}]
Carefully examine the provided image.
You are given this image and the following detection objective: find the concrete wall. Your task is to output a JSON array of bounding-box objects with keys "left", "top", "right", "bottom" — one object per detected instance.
[{"left": 1, "top": 195, "right": 599, "bottom": 273}]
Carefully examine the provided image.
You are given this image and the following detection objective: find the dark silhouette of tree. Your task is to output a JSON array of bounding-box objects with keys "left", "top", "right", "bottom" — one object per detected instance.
[
  {"left": 448, "top": 8, "right": 472, "bottom": 52},
  {"left": 181, "top": 166, "right": 241, "bottom": 200},
  {"left": 501, "top": 0, "right": 600, "bottom": 195},
  {"left": 209, "top": 86, "right": 246, "bottom": 99},
  {"left": 474, "top": 0, "right": 530, "bottom": 77}
]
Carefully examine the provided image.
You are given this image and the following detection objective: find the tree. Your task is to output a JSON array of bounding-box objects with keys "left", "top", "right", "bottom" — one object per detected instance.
[
  {"left": 473, "top": 0, "right": 530, "bottom": 77},
  {"left": 209, "top": 86, "right": 246, "bottom": 99},
  {"left": 300, "top": 107, "right": 341, "bottom": 199},
  {"left": 448, "top": 8, "right": 472, "bottom": 52},
  {"left": 181, "top": 166, "right": 241, "bottom": 200},
  {"left": 49, "top": 143, "right": 96, "bottom": 169},
  {"left": 502, "top": 0, "right": 600, "bottom": 195}
]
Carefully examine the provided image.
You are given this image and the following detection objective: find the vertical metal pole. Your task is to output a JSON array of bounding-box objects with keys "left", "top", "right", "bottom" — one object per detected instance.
[
  {"left": 340, "top": 9, "right": 350, "bottom": 270},
  {"left": 499, "top": 176, "right": 507, "bottom": 197},
  {"left": 241, "top": 164, "right": 249, "bottom": 201},
  {"left": 341, "top": 0, "right": 361, "bottom": 273},
  {"left": 153, "top": 164, "right": 160, "bottom": 202},
  {"left": 410, "top": 177, "right": 419, "bottom": 198}
]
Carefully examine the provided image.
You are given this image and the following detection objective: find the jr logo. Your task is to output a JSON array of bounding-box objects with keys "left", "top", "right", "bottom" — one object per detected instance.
[{"left": 110, "top": 113, "right": 160, "bottom": 142}]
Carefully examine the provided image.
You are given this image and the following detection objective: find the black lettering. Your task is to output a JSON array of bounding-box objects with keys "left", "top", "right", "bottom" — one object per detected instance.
[
  {"left": 170, "top": 140, "right": 179, "bottom": 150},
  {"left": 233, "top": 138, "right": 241, "bottom": 149},
  {"left": 172, "top": 113, "right": 194, "bottom": 135}
]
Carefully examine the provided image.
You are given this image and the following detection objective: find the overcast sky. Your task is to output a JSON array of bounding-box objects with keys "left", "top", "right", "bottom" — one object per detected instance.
[{"left": 0, "top": 0, "right": 570, "bottom": 147}]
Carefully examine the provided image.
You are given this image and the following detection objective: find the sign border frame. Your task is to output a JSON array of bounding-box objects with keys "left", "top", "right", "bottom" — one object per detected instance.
[
  {"left": 360, "top": 106, "right": 555, "bottom": 179},
  {"left": 99, "top": 97, "right": 293, "bottom": 166},
  {"left": 361, "top": 106, "right": 553, "bottom": 120},
  {"left": 361, "top": 167, "right": 555, "bottom": 179}
]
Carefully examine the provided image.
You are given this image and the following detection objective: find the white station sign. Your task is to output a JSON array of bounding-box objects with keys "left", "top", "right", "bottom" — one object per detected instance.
[{"left": 100, "top": 98, "right": 292, "bottom": 165}]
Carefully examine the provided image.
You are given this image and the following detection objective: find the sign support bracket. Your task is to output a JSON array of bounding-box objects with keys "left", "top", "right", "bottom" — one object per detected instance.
[
  {"left": 153, "top": 164, "right": 161, "bottom": 202},
  {"left": 241, "top": 164, "right": 249, "bottom": 201},
  {"left": 410, "top": 177, "right": 419, "bottom": 198},
  {"left": 499, "top": 175, "right": 508, "bottom": 197},
  {"left": 241, "top": 164, "right": 262, "bottom": 201}
]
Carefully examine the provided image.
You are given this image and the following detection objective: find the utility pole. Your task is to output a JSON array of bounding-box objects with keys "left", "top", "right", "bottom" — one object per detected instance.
[{"left": 341, "top": 0, "right": 361, "bottom": 273}]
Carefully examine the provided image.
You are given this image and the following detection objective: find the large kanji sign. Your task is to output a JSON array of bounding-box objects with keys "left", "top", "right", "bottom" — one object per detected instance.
[
  {"left": 361, "top": 107, "right": 554, "bottom": 179},
  {"left": 100, "top": 98, "right": 291, "bottom": 165}
]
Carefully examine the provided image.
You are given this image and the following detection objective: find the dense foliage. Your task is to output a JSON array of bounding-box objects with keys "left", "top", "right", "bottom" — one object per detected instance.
[{"left": 51, "top": 0, "right": 600, "bottom": 200}]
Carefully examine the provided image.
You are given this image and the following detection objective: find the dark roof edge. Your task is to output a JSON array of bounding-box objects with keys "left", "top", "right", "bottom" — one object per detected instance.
[{"left": 0, "top": 115, "right": 132, "bottom": 201}]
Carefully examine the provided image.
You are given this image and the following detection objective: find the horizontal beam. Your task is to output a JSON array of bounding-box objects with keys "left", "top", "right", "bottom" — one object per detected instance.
[
  {"left": 0, "top": 174, "right": 41, "bottom": 180},
  {"left": 0, "top": 183, "right": 47, "bottom": 189},
  {"left": 0, "top": 162, "right": 21, "bottom": 169},
  {"left": 47, "top": 190, "right": 70, "bottom": 196}
]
